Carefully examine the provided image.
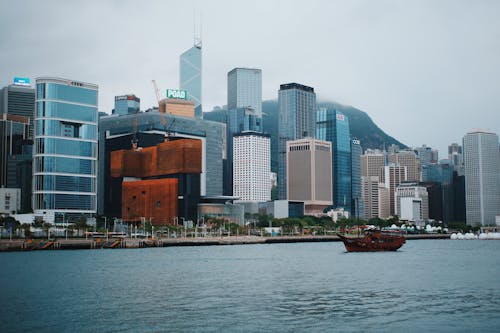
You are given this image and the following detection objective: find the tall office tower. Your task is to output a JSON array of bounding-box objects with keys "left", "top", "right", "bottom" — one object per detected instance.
[
  {"left": 278, "top": 83, "right": 316, "bottom": 199},
  {"left": 448, "top": 143, "right": 463, "bottom": 168},
  {"left": 180, "top": 43, "right": 202, "bottom": 118},
  {"left": 415, "top": 145, "right": 438, "bottom": 167},
  {"left": 227, "top": 68, "right": 262, "bottom": 117},
  {"left": 351, "top": 138, "right": 363, "bottom": 218},
  {"left": 361, "top": 149, "right": 386, "bottom": 178},
  {"left": 113, "top": 94, "right": 140, "bottom": 115},
  {"left": 383, "top": 164, "right": 407, "bottom": 216},
  {"left": 33, "top": 78, "right": 98, "bottom": 223},
  {"left": 362, "top": 176, "right": 380, "bottom": 219},
  {"left": 463, "top": 130, "right": 500, "bottom": 226},
  {"left": 0, "top": 79, "right": 35, "bottom": 212},
  {"left": 389, "top": 150, "right": 420, "bottom": 182},
  {"left": 395, "top": 182, "right": 429, "bottom": 223},
  {"left": 287, "top": 138, "right": 332, "bottom": 214},
  {"left": 316, "top": 108, "right": 351, "bottom": 212},
  {"left": 378, "top": 184, "right": 391, "bottom": 219},
  {"left": 233, "top": 132, "right": 271, "bottom": 202}
]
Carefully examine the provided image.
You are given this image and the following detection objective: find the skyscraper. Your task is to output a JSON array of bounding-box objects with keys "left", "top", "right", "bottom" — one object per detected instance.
[
  {"left": 389, "top": 150, "right": 420, "bottom": 182},
  {"left": 278, "top": 83, "right": 316, "bottom": 199},
  {"left": 316, "top": 108, "right": 351, "bottom": 213},
  {"left": 0, "top": 80, "right": 35, "bottom": 212},
  {"left": 448, "top": 143, "right": 463, "bottom": 169},
  {"left": 384, "top": 164, "right": 407, "bottom": 216},
  {"left": 180, "top": 43, "right": 202, "bottom": 118},
  {"left": 361, "top": 149, "right": 386, "bottom": 179},
  {"left": 463, "top": 130, "right": 500, "bottom": 226},
  {"left": 227, "top": 68, "right": 262, "bottom": 117},
  {"left": 233, "top": 132, "right": 271, "bottom": 202},
  {"left": 33, "top": 77, "right": 98, "bottom": 222},
  {"left": 351, "top": 139, "right": 363, "bottom": 219},
  {"left": 287, "top": 138, "right": 332, "bottom": 214}
]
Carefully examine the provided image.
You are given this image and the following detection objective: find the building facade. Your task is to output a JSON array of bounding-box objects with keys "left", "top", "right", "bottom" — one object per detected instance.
[
  {"left": 233, "top": 132, "right": 271, "bottom": 202},
  {"left": 33, "top": 77, "right": 98, "bottom": 222},
  {"left": 463, "top": 130, "right": 500, "bottom": 226},
  {"left": 180, "top": 44, "right": 202, "bottom": 118},
  {"left": 389, "top": 150, "right": 420, "bottom": 182},
  {"left": 227, "top": 68, "right": 262, "bottom": 118},
  {"left": 395, "top": 182, "right": 429, "bottom": 223},
  {"left": 0, "top": 82, "right": 35, "bottom": 212},
  {"left": 286, "top": 138, "right": 332, "bottom": 214},
  {"left": 278, "top": 83, "right": 316, "bottom": 199},
  {"left": 113, "top": 94, "right": 140, "bottom": 115},
  {"left": 361, "top": 149, "right": 386, "bottom": 179},
  {"left": 316, "top": 108, "right": 352, "bottom": 213},
  {"left": 384, "top": 164, "right": 407, "bottom": 216},
  {"left": 159, "top": 98, "right": 195, "bottom": 118}
]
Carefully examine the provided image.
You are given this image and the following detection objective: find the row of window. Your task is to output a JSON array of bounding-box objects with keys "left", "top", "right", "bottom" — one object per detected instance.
[
  {"left": 36, "top": 119, "right": 97, "bottom": 139},
  {"left": 34, "top": 175, "right": 96, "bottom": 192},
  {"left": 34, "top": 138, "right": 97, "bottom": 157},
  {"left": 33, "top": 193, "right": 95, "bottom": 210},
  {"left": 36, "top": 101, "right": 97, "bottom": 123},
  {"left": 34, "top": 156, "right": 96, "bottom": 175},
  {"left": 37, "top": 83, "right": 97, "bottom": 106}
]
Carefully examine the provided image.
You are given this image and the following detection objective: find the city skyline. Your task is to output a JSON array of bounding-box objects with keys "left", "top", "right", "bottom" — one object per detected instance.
[{"left": 1, "top": 1, "right": 500, "bottom": 156}]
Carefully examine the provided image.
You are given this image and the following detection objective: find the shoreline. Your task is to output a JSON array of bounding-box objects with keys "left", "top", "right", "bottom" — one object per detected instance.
[{"left": 0, "top": 233, "right": 451, "bottom": 252}]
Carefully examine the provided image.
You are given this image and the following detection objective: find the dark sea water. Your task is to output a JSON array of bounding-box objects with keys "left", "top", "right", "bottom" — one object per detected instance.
[{"left": 1, "top": 239, "right": 499, "bottom": 332}]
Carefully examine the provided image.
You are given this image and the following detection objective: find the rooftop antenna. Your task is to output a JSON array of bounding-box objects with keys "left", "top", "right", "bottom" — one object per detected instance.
[{"left": 194, "top": 10, "right": 202, "bottom": 48}]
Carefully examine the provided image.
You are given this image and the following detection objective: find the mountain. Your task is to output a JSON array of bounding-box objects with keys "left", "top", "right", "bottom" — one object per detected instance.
[{"left": 261, "top": 100, "right": 407, "bottom": 173}]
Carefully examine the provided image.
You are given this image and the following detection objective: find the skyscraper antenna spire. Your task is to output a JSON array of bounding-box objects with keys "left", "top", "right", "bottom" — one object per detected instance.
[{"left": 194, "top": 10, "right": 202, "bottom": 48}]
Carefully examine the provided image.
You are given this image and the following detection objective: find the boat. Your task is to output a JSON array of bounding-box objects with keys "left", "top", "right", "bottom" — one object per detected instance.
[{"left": 337, "top": 230, "right": 406, "bottom": 252}]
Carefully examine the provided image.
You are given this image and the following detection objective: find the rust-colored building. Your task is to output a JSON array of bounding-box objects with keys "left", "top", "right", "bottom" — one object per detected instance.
[
  {"left": 111, "top": 139, "right": 202, "bottom": 178},
  {"left": 111, "top": 138, "right": 202, "bottom": 226},
  {"left": 122, "top": 178, "right": 178, "bottom": 225}
]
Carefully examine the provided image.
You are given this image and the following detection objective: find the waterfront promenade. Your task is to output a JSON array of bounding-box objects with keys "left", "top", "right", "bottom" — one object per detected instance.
[{"left": 0, "top": 233, "right": 450, "bottom": 251}]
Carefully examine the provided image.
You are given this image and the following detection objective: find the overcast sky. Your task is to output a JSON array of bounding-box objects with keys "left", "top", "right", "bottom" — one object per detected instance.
[{"left": 1, "top": 0, "right": 499, "bottom": 155}]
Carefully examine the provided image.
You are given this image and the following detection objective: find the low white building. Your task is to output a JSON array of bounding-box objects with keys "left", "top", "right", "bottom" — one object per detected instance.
[
  {"left": 0, "top": 188, "right": 21, "bottom": 214},
  {"left": 395, "top": 182, "right": 429, "bottom": 222}
]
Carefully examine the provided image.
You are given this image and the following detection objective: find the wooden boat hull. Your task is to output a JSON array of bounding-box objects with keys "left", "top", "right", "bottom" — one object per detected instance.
[{"left": 337, "top": 233, "right": 405, "bottom": 252}]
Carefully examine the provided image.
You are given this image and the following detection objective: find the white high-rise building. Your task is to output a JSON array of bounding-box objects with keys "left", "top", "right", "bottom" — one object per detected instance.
[
  {"left": 233, "top": 131, "right": 271, "bottom": 202},
  {"left": 395, "top": 182, "right": 429, "bottom": 223},
  {"left": 463, "top": 130, "right": 500, "bottom": 226}
]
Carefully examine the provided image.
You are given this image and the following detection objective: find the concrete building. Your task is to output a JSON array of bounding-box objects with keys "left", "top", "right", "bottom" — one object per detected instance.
[
  {"left": 448, "top": 143, "right": 463, "bottom": 168},
  {"left": 378, "top": 184, "right": 391, "bottom": 219},
  {"left": 278, "top": 83, "right": 316, "bottom": 199},
  {"left": 233, "top": 132, "right": 271, "bottom": 203},
  {"left": 33, "top": 77, "right": 98, "bottom": 223},
  {"left": 361, "top": 149, "right": 386, "bottom": 178},
  {"left": 384, "top": 164, "right": 407, "bottom": 216},
  {"left": 463, "top": 130, "right": 500, "bottom": 226},
  {"left": 159, "top": 98, "right": 195, "bottom": 118},
  {"left": 113, "top": 94, "right": 139, "bottom": 115},
  {"left": 180, "top": 43, "right": 202, "bottom": 118},
  {"left": 395, "top": 182, "right": 429, "bottom": 224},
  {"left": 362, "top": 176, "right": 380, "bottom": 219},
  {"left": 287, "top": 138, "right": 332, "bottom": 215},
  {"left": 389, "top": 150, "right": 420, "bottom": 182},
  {"left": 0, "top": 188, "right": 21, "bottom": 214},
  {"left": 414, "top": 144, "right": 438, "bottom": 167},
  {"left": 316, "top": 108, "right": 352, "bottom": 213},
  {"left": 227, "top": 68, "right": 262, "bottom": 117}
]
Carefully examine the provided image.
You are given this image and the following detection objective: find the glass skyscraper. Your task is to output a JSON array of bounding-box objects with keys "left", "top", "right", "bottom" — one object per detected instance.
[
  {"left": 113, "top": 94, "right": 140, "bottom": 115},
  {"left": 351, "top": 138, "right": 363, "bottom": 219},
  {"left": 180, "top": 44, "right": 202, "bottom": 118},
  {"left": 316, "top": 108, "right": 352, "bottom": 213},
  {"left": 33, "top": 77, "right": 98, "bottom": 221},
  {"left": 278, "top": 83, "right": 316, "bottom": 199},
  {"left": 227, "top": 68, "right": 262, "bottom": 118}
]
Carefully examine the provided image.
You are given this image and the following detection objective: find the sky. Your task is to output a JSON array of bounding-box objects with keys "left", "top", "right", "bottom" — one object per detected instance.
[{"left": 1, "top": 0, "right": 499, "bottom": 156}]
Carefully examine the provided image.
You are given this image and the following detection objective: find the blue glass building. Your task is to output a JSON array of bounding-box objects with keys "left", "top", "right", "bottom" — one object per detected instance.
[
  {"left": 227, "top": 68, "right": 262, "bottom": 118},
  {"left": 316, "top": 108, "right": 352, "bottom": 213},
  {"left": 180, "top": 44, "right": 202, "bottom": 118},
  {"left": 278, "top": 83, "right": 316, "bottom": 199},
  {"left": 33, "top": 77, "right": 98, "bottom": 221},
  {"left": 113, "top": 94, "right": 140, "bottom": 115}
]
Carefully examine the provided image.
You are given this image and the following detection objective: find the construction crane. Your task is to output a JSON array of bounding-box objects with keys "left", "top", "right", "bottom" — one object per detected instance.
[{"left": 151, "top": 80, "right": 167, "bottom": 128}]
